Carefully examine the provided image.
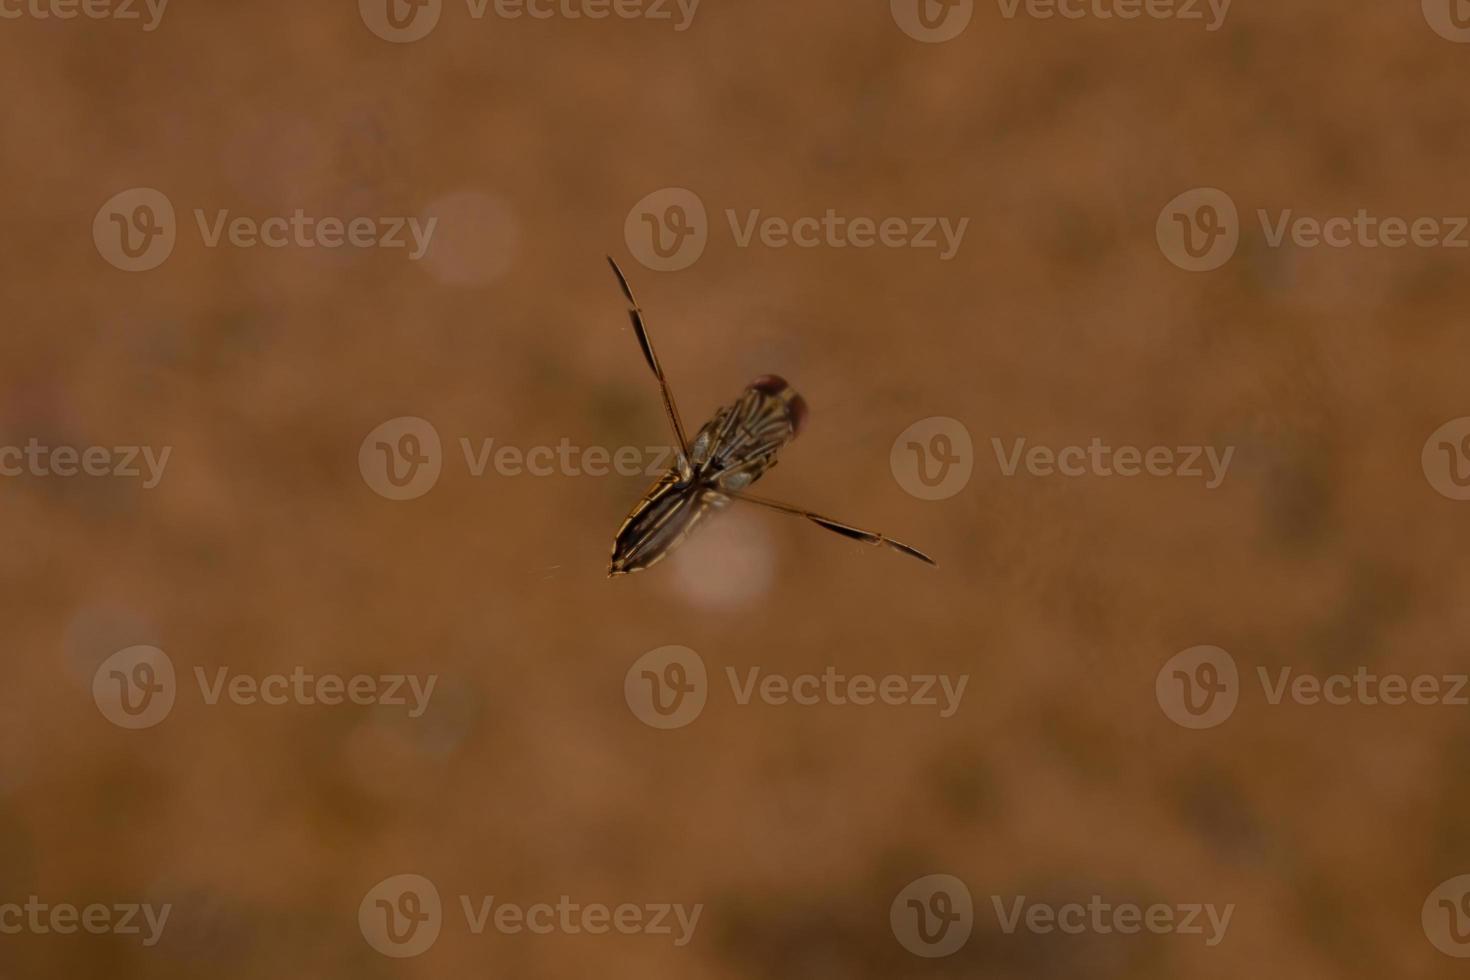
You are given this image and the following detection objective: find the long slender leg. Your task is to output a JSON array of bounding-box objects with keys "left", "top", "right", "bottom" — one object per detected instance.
[
  {"left": 607, "top": 256, "right": 690, "bottom": 457},
  {"left": 719, "top": 489, "right": 936, "bottom": 566}
]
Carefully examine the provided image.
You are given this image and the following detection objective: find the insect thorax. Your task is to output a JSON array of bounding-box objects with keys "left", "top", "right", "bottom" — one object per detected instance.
[{"left": 688, "top": 384, "right": 801, "bottom": 492}]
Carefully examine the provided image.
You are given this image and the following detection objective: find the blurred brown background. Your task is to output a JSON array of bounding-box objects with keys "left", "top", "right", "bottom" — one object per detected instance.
[{"left": 2, "top": 0, "right": 1470, "bottom": 976}]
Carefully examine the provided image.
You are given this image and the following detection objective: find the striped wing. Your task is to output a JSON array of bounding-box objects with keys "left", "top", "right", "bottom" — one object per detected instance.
[{"left": 690, "top": 386, "right": 799, "bottom": 492}]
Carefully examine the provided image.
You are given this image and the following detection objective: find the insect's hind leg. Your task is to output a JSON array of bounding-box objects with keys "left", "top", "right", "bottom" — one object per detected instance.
[{"left": 718, "top": 490, "right": 936, "bottom": 566}]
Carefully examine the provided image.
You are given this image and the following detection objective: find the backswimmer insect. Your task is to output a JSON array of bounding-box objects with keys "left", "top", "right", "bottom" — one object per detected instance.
[{"left": 605, "top": 257, "right": 935, "bottom": 576}]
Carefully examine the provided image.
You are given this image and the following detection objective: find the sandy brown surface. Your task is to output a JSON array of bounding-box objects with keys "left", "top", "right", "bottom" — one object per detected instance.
[{"left": 3, "top": 0, "right": 1470, "bottom": 977}]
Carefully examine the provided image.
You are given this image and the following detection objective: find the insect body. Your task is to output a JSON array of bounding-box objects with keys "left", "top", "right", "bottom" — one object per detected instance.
[{"left": 605, "top": 257, "right": 935, "bottom": 576}]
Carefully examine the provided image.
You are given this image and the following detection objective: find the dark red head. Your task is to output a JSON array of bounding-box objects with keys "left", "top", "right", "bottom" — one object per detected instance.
[{"left": 749, "top": 374, "right": 808, "bottom": 437}]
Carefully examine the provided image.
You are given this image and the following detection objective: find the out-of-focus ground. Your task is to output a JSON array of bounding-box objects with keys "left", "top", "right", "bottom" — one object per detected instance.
[{"left": 2, "top": 1, "right": 1470, "bottom": 977}]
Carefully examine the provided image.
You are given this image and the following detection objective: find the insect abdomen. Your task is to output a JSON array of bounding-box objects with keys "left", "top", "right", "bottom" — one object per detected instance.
[{"left": 608, "top": 471, "right": 723, "bottom": 575}]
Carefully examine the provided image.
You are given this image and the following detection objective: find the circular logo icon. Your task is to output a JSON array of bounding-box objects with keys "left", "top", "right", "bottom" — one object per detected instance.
[
  {"left": 890, "top": 417, "right": 974, "bottom": 501},
  {"left": 1155, "top": 645, "right": 1239, "bottom": 730},
  {"left": 92, "top": 645, "right": 176, "bottom": 730},
  {"left": 359, "top": 0, "right": 441, "bottom": 42},
  {"left": 1424, "top": 875, "right": 1470, "bottom": 957},
  {"left": 624, "top": 645, "right": 707, "bottom": 730},
  {"left": 891, "top": 0, "right": 974, "bottom": 43},
  {"left": 1423, "top": 417, "right": 1470, "bottom": 501},
  {"left": 624, "top": 188, "right": 708, "bottom": 272},
  {"left": 891, "top": 874, "right": 973, "bottom": 958},
  {"left": 1156, "top": 188, "right": 1239, "bottom": 272},
  {"left": 93, "top": 188, "right": 176, "bottom": 273},
  {"left": 1424, "top": 0, "right": 1470, "bottom": 42},
  {"left": 359, "top": 417, "right": 443, "bottom": 501},
  {"left": 359, "top": 874, "right": 442, "bottom": 958}
]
